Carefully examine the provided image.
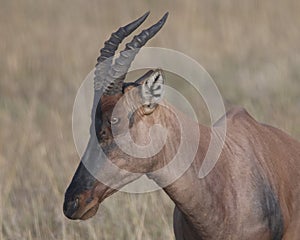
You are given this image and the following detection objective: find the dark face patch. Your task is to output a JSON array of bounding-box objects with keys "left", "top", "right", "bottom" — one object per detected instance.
[
  {"left": 95, "top": 94, "right": 123, "bottom": 145},
  {"left": 63, "top": 162, "right": 97, "bottom": 219}
]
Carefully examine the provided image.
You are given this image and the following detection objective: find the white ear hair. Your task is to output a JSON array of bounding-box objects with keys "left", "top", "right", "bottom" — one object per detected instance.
[{"left": 141, "top": 69, "right": 165, "bottom": 108}]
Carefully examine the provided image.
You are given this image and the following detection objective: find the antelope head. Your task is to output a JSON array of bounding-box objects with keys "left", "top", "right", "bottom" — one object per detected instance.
[{"left": 63, "top": 12, "right": 169, "bottom": 220}]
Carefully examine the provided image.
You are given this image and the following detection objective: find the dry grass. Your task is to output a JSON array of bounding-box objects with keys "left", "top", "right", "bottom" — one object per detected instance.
[{"left": 0, "top": 0, "right": 299, "bottom": 239}]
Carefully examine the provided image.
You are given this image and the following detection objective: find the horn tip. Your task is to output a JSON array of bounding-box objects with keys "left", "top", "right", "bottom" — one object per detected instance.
[
  {"left": 156, "top": 12, "right": 169, "bottom": 27},
  {"left": 144, "top": 11, "right": 150, "bottom": 17},
  {"left": 139, "top": 11, "right": 150, "bottom": 22},
  {"left": 162, "top": 12, "right": 169, "bottom": 21}
]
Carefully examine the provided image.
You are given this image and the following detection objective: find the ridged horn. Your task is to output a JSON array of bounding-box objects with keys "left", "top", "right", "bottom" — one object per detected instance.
[
  {"left": 103, "top": 12, "right": 169, "bottom": 95},
  {"left": 94, "top": 11, "right": 150, "bottom": 91}
]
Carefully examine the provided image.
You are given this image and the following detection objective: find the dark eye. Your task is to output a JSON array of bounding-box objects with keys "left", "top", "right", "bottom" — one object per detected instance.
[{"left": 110, "top": 117, "right": 120, "bottom": 125}]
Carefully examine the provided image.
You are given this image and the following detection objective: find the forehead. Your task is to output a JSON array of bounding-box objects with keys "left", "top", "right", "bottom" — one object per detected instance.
[{"left": 100, "top": 94, "right": 123, "bottom": 113}]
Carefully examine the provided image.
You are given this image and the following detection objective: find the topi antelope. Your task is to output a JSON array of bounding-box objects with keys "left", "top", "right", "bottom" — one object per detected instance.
[{"left": 63, "top": 12, "right": 300, "bottom": 239}]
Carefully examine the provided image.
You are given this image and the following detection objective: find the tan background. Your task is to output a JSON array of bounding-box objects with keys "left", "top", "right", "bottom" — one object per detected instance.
[{"left": 0, "top": 0, "right": 299, "bottom": 239}]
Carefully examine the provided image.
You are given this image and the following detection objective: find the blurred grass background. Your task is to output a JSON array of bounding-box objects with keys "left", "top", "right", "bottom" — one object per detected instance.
[{"left": 0, "top": 0, "right": 299, "bottom": 239}]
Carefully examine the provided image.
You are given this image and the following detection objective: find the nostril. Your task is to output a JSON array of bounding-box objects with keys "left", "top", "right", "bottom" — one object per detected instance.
[
  {"left": 63, "top": 197, "right": 80, "bottom": 218},
  {"left": 74, "top": 197, "right": 79, "bottom": 209}
]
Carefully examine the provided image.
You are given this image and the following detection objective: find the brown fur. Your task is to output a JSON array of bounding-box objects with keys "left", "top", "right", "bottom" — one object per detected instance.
[
  {"left": 65, "top": 83, "right": 300, "bottom": 239},
  {"left": 161, "top": 107, "right": 300, "bottom": 239}
]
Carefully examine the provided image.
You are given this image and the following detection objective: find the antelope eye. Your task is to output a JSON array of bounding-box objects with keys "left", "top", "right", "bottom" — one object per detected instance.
[{"left": 110, "top": 117, "right": 120, "bottom": 125}]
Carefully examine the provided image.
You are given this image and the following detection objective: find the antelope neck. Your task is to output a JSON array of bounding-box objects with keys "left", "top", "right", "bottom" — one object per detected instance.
[{"left": 146, "top": 110, "right": 227, "bottom": 238}]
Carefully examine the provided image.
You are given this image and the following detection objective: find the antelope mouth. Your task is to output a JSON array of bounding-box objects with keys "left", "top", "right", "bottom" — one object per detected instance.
[
  {"left": 67, "top": 193, "right": 101, "bottom": 220},
  {"left": 78, "top": 202, "right": 100, "bottom": 220},
  {"left": 68, "top": 197, "right": 100, "bottom": 220},
  {"left": 72, "top": 186, "right": 118, "bottom": 220}
]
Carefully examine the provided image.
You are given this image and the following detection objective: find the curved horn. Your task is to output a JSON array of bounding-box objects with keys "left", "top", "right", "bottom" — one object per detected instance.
[
  {"left": 94, "top": 11, "right": 150, "bottom": 91},
  {"left": 103, "top": 12, "right": 169, "bottom": 95}
]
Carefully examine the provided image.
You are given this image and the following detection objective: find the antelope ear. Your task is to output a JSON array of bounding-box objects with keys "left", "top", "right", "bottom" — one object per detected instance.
[{"left": 141, "top": 69, "right": 165, "bottom": 114}]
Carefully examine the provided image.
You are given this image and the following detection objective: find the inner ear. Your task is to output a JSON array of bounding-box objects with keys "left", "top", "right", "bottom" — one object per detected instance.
[
  {"left": 134, "top": 69, "right": 155, "bottom": 85},
  {"left": 141, "top": 69, "right": 165, "bottom": 110},
  {"left": 123, "top": 69, "right": 154, "bottom": 93}
]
